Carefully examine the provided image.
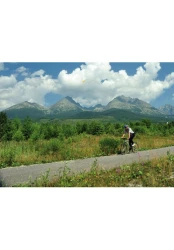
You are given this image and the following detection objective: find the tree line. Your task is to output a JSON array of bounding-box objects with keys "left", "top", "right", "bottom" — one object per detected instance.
[{"left": 0, "top": 112, "right": 173, "bottom": 142}]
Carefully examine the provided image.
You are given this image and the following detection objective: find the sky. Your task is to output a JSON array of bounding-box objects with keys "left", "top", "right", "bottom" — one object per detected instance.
[{"left": 1, "top": 62, "right": 174, "bottom": 111}]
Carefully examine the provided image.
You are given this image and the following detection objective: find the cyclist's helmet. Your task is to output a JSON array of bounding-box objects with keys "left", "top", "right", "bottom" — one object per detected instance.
[{"left": 124, "top": 125, "right": 128, "bottom": 128}]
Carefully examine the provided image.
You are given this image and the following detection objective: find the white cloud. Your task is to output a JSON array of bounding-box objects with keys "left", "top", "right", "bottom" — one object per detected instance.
[
  {"left": 165, "top": 72, "right": 174, "bottom": 84},
  {"left": 55, "top": 62, "right": 172, "bottom": 107},
  {"left": 16, "top": 66, "right": 27, "bottom": 73},
  {"left": 31, "top": 69, "right": 45, "bottom": 77},
  {"left": 16, "top": 66, "right": 29, "bottom": 77},
  {"left": 143, "top": 62, "right": 161, "bottom": 79},
  {"left": 1, "top": 62, "right": 174, "bottom": 111},
  {"left": 0, "top": 63, "right": 4, "bottom": 71},
  {"left": 21, "top": 71, "right": 29, "bottom": 77},
  {"left": 0, "top": 71, "right": 56, "bottom": 110},
  {"left": 0, "top": 74, "right": 17, "bottom": 88}
]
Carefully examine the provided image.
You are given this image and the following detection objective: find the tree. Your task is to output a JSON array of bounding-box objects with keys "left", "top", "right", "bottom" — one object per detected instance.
[
  {"left": 0, "top": 112, "right": 8, "bottom": 139},
  {"left": 22, "top": 116, "right": 33, "bottom": 140},
  {"left": 12, "top": 130, "right": 24, "bottom": 141},
  {"left": 141, "top": 119, "right": 152, "bottom": 128},
  {"left": 88, "top": 121, "right": 104, "bottom": 135}
]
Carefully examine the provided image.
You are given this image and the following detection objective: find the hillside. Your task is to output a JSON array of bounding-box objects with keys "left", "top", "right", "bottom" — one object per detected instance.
[
  {"left": 159, "top": 104, "right": 174, "bottom": 115},
  {"left": 2, "top": 95, "right": 170, "bottom": 121},
  {"left": 70, "top": 108, "right": 167, "bottom": 122},
  {"left": 105, "top": 95, "right": 162, "bottom": 116},
  {"left": 4, "top": 101, "right": 50, "bottom": 119},
  {"left": 50, "top": 96, "right": 83, "bottom": 114}
]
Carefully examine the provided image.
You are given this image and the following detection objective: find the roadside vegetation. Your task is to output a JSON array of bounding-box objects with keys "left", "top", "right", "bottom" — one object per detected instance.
[
  {"left": 1, "top": 110, "right": 174, "bottom": 187},
  {"left": 1, "top": 111, "right": 174, "bottom": 169},
  {"left": 14, "top": 152, "right": 174, "bottom": 187}
]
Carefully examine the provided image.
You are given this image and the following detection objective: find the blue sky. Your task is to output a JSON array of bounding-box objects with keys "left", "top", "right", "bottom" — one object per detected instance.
[{"left": 1, "top": 62, "right": 174, "bottom": 111}]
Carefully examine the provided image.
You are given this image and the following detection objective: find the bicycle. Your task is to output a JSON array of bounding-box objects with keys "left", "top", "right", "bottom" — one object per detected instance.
[{"left": 120, "top": 138, "right": 139, "bottom": 154}]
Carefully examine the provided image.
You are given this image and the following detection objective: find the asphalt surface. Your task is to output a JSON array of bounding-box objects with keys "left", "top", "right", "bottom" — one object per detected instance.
[{"left": 1, "top": 146, "right": 174, "bottom": 187}]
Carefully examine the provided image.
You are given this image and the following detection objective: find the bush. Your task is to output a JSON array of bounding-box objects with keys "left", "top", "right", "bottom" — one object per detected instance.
[
  {"left": 39, "top": 139, "right": 61, "bottom": 155},
  {"left": 1, "top": 148, "right": 16, "bottom": 166},
  {"left": 88, "top": 121, "right": 104, "bottom": 135},
  {"left": 133, "top": 125, "right": 148, "bottom": 134},
  {"left": 99, "top": 138, "right": 120, "bottom": 155},
  {"left": 12, "top": 130, "right": 24, "bottom": 141}
]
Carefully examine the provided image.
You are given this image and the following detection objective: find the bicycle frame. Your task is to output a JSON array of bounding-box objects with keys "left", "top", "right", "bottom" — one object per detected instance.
[{"left": 120, "top": 138, "right": 138, "bottom": 154}]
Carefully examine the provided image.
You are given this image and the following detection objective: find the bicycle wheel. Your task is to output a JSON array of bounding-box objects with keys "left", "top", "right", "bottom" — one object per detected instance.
[
  {"left": 132, "top": 142, "right": 139, "bottom": 153},
  {"left": 121, "top": 143, "right": 129, "bottom": 154}
]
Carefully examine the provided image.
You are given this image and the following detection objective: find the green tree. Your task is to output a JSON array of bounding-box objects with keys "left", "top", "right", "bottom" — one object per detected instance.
[
  {"left": 105, "top": 123, "right": 116, "bottom": 134},
  {"left": 30, "top": 123, "right": 41, "bottom": 141},
  {"left": 0, "top": 112, "right": 8, "bottom": 139},
  {"left": 88, "top": 121, "right": 104, "bottom": 135},
  {"left": 62, "top": 124, "right": 77, "bottom": 138},
  {"left": 2, "top": 120, "right": 14, "bottom": 141},
  {"left": 11, "top": 118, "right": 22, "bottom": 131},
  {"left": 141, "top": 119, "right": 152, "bottom": 128},
  {"left": 22, "top": 116, "right": 33, "bottom": 140},
  {"left": 12, "top": 130, "right": 24, "bottom": 141}
]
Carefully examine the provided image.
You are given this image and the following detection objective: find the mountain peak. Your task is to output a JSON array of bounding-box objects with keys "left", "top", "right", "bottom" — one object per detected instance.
[
  {"left": 50, "top": 96, "right": 83, "bottom": 113},
  {"left": 3, "top": 95, "right": 166, "bottom": 119},
  {"left": 116, "top": 95, "right": 131, "bottom": 102},
  {"left": 6, "top": 101, "right": 46, "bottom": 110},
  {"left": 105, "top": 95, "right": 162, "bottom": 115},
  {"left": 159, "top": 104, "right": 174, "bottom": 115},
  {"left": 65, "top": 96, "right": 74, "bottom": 101},
  {"left": 64, "top": 96, "right": 82, "bottom": 107}
]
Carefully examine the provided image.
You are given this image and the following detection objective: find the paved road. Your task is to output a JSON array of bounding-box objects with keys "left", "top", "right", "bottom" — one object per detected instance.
[{"left": 1, "top": 146, "right": 174, "bottom": 187}]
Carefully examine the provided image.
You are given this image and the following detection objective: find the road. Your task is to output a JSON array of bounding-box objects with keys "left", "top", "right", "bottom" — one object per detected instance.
[{"left": 0, "top": 146, "right": 174, "bottom": 187}]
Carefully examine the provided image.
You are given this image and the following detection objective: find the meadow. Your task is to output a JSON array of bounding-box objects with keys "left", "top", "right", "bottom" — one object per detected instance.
[
  {"left": 1, "top": 113, "right": 174, "bottom": 187},
  {"left": 0, "top": 133, "right": 174, "bottom": 169}
]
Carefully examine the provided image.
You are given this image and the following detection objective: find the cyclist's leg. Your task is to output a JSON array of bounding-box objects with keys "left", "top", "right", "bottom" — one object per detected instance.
[
  {"left": 129, "top": 138, "right": 132, "bottom": 151},
  {"left": 129, "top": 133, "right": 135, "bottom": 150}
]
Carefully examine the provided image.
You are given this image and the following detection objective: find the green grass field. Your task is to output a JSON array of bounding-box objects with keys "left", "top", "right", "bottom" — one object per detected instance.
[
  {"left": 1, "top": 134, "right": 174, "bottom": 169},
  {"left": 1, "top": 133, "right": 173, "bottom": 187}
]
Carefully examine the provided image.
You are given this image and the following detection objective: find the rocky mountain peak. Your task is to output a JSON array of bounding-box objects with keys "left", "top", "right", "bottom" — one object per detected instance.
[{"left": 159, "top": 104, "right": 174, "bottom": 115}]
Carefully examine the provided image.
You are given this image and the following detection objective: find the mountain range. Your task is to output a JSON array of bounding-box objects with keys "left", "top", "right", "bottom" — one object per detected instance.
[{"left": 2, "top": 95, "right": 174, "bottom": 121}]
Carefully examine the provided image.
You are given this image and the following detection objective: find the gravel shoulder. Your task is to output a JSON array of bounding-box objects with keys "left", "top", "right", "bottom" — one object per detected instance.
[{"left": 1, "top": 146, "right": 174, "bottom": 187}]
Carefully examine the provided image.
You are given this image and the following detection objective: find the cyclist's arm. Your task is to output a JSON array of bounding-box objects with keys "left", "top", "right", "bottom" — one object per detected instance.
[
  {"left": 122, "top": 129, "right": 129, "bottom": 138},
  {"left": 128, "top": 131, "right": 130, "bottom": 139},
  {"left": 122, "top": 133, "right": 129, "bottom": 139}
]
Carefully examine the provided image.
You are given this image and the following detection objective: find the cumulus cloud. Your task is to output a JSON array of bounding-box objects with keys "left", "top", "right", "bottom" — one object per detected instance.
[
  {"left": 16, "top": 66, "right": 27, "bottom": 73},
  {"left": 0, "top": 71, "right": 56, "bottom": 110},
  {"left": 0, "top": 63, "right": 4, "bottom": 71},
  {"left": 16, "top": 66, "right": 29, "bottom": 77},
  {"left": 55, "top": 62, "right": 170, "bottom": 107},
  {"left": 31, "top": 69, "right": 45, "bottom": 77},
  {"left": 0, "top": 75, "right": 17, "bottom": 88},
  {"left": 1, "top": 62, "right": 174, "bottom": 111}
]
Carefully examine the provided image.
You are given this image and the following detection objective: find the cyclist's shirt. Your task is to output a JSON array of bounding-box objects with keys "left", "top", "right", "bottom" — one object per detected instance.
[{"left": 124, "top": 127, "right": 134, "bottom": 134}]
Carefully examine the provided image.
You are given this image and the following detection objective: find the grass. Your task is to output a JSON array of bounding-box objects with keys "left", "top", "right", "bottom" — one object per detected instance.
[
  {"left": 1, "top": 134, "right": 174, "bottom": 169},
  {"left": 14, "top": 152, "right": 174, "bottom": 187}
]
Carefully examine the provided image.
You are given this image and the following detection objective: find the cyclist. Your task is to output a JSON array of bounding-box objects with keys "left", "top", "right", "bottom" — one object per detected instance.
[{"left": 122, "top": 125, "right": 135, "bottom": 151}]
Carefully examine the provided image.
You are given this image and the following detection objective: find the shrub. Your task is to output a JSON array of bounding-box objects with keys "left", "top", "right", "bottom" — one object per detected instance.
[
  {"left": 99, "top": 138, "right": 120, "bottom": 155},
  {"left": 133, "top": 125, "right": 148, "bottom": 134},
  {"left": 62, "top": 124, "right": 77, "bottom": 138},
  {"left": 88, "top": 121, "right": 104, "bottom": 135},
  {"left": 39, "top": 139, "right": 61, "bottom": 155},
  {"left": 1, "top": 148, "right": 16, "bottom": 166},
  {"left": 12, "top": 130, "right": 24, "bottom": 141}
]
